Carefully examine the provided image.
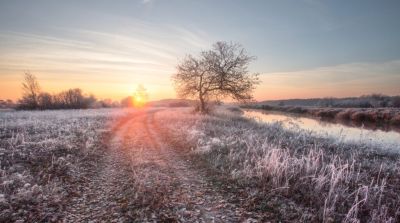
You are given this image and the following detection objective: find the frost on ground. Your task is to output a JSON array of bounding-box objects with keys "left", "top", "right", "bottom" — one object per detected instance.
[
  {"left": 1, "top": 108, "right": 263, "bottom": 222},
  {"left": 158, "top": 107, "right": 400, "bottom": 222},
  {"left": 62, "top": 108, "right": 265, "bottom": 222},
  {"left": 1, "top": 107, "right": 399, "bottom": 222},
  {"left": 0, "top": 109, "right": 132, "bottom": 222}
]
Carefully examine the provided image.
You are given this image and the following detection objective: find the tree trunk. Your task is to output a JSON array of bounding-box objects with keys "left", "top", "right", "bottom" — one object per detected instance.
[{"left": 199, "top": 93, "right": 206, "bottom": 114}]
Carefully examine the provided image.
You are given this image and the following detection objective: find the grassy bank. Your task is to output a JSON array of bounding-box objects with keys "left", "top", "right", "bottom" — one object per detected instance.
[
  {"left": 245, "top": 105, "right": 400, "bottom": 126},
  {"left": 258, "top": 95, "right": 400, "bottom": 108},
  {"left": 157, "top": 107, "right": 400, "bottom": 222}
]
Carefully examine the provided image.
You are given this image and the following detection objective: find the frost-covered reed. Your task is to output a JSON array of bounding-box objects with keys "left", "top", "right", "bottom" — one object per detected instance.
[{"left": 157, "top": 107, "right": 400, "bottom": 222}]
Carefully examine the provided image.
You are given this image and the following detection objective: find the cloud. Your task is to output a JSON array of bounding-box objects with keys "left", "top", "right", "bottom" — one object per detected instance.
[
  {"left": 258, "top": 60, "right": 400, "bottom": 99},
  {"left": 0, "top": 20, "right": 211, "bottom": 81},
  {"left": 0, "top": 14, "right": 214, "bottom": 100},
  {"left": 142, "top": 0, "right": 153, "bottom": 5}
]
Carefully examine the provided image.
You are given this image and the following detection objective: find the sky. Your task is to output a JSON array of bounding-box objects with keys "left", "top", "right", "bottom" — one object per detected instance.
[{"left": 0, "top": 0, "right": 400, "bottom": 101}]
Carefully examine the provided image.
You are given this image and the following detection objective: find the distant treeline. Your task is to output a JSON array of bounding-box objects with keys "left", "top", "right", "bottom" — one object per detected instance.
[
  {"left": 14, "top": 72, "right": 120, "bottom": 110},
  {"left": 18, "top": 88, "right": 120, "bottom": 110},
  {"left": 260, "top": 94, "right": 400, "bottom": 108},
  {"left": 0, "top": 99, "right": 15, "bottom": 109},
  {"left": 7, "top": 72, "right": 192, "bottom": 110}
]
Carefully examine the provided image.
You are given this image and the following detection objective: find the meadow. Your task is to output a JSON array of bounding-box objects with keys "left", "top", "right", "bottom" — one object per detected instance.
[
  {"left": 0, "top": 109, "right": 132, "bottom": 221},
  {"left": 1, "top": 107, "right": 399, "bottom": 222}
]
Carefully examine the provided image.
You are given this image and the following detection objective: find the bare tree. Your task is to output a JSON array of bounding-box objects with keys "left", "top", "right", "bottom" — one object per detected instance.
[
  {"left": 38, "top": 92, "right": 53, "bottom": 109},
  {"left": 17, "top": 72, "right": 99, "bottom": 109},
  {"left": 56, "top": 88, "right": 96, "bottom": 109},
  {"left": 173, "top": 41, "right": 259, "bottom": 113},
  {"left": 19, "top": 72, "right": 41, "bottom": 109}
]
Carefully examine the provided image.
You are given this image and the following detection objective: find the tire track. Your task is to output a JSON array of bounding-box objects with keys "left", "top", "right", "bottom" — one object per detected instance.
[
  {"left": 63, "top": 108, "right": 252, "bottom": 222},
  {"left": 63, "top": 112, "right": 143, "bottom": 222}
]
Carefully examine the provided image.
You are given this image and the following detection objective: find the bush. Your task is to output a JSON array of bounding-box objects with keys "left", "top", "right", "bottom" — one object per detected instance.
[
  {"left": 392, "top": 97, "right": 400, "bottom": 108},
  {"left": 315, "top": 109, "right": 340, "bottom": 119},
  {"left": 391, "top": 114, "right": 400, "bottom": 125}
]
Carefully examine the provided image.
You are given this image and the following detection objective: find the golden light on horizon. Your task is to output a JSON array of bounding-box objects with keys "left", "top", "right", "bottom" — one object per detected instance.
[
  {"left": 132, "top": 94, "right": 146, "bottom": 108},
  {"left": 125, "top": 84, "right": 149, "bottom": 108}
]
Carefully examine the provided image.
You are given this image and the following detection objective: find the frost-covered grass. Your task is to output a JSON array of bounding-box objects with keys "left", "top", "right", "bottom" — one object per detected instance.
[
  {"left": 0, "top": 108, "right": 132, "bottom": 222},
  {"left": 156, "top": 107, "right": 400, "bottom": 222},
  {"left": 2, "top": 107, "right": 399, "bottom": 222}
]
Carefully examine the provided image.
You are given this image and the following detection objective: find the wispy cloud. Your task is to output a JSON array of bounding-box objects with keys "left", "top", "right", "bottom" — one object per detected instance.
[
  {"left": 258, "top": 60, "right": 400, "bottom": 99},
  {"left": 0, "top": 20, "right": 211, "bottom": 80},
  {"left": 0, "top": 19, "right": 212, "bottom": 99},
  {"left": 142, "top": 0, "right": 153, "bottom": 5}
]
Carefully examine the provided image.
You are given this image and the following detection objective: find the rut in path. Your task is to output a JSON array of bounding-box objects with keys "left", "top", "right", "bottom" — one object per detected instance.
[
  {"left": 64, "top": 109, "right": 254, "bottom": 222},
  {"left": 139, "top": 111, "right": 251, "bottom": 222},
  {"left": 63, "top": 114, "right": 139, "bottom": 222}
]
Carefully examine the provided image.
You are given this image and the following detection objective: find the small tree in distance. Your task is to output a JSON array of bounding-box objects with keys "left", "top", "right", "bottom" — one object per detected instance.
[
  {"left": 19, "top": 72, "right": 41, "bottom": 109},
  {"left": 173, "top": 41, "right": 259, "bottom": 113}
]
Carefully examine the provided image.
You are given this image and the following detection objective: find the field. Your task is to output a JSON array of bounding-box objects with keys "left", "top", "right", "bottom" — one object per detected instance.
[
  {"left": 0, "top": 109, "right": 129, "bottom": 221},
  {"left": 1, "top": 107, "right": 400, "bottom": 222}
]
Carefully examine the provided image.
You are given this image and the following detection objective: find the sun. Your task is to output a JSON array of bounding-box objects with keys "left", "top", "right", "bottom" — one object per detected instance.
[
  {"left": 135, "top": 95, "right": 142, "bottom": 103},
  {"left": 128, "top": 84, "right": 148, "bottom": 108},
  {"left": 133, "top": 94, "right": 146, "bottom": 108}
]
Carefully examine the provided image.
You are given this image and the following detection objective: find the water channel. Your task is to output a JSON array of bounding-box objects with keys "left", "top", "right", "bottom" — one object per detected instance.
[{"left": 244, "top": 109, "right": 400, "bottom": 150}]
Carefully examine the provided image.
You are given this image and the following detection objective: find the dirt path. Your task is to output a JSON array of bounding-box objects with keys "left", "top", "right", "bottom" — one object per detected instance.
[
  {"left": 63, "top": 109, "right": 253, "bottom": 222},
  {"left": 63, "top": 113, "right": 141, "bottom": 222}
]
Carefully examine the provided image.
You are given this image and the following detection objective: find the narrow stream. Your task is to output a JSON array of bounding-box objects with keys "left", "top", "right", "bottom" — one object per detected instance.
[{"left": 244, "top": 109, "right": 400, "bottom": 149}]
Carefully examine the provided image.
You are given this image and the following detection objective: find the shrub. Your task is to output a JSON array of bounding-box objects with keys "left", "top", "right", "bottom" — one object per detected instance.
[
  {"left": 392, "top": 97, "right": 400, "bottom": 108},
  {"left": 390, "top": 114, "right": 400, "bottom": 125},
  {"left": 315, "top": 109, "right": 340, "bottom": 119}
]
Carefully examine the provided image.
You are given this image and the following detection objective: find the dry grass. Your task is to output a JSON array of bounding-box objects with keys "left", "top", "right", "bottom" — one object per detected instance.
[
  {"left": 2, "top": 107, "right": 399, "bottom": 222},
  {"left": 0, "top": 109, "right": 130, "bottom": 222},
  {"left": 157, "top": 107, "right": 400, "bottom": 222}
]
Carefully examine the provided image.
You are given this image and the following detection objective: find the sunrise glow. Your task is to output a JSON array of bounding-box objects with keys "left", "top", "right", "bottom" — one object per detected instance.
[
  {"left": 1, "top": 1, "right": 399, "bottom": 103},
  {"left": 1, "top": 1, "right": 400, "bottom": 222}
]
